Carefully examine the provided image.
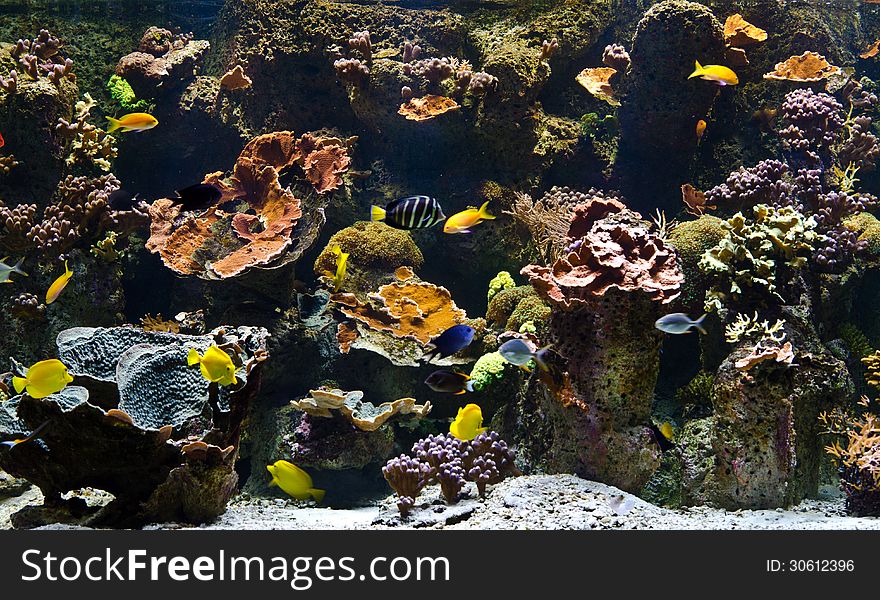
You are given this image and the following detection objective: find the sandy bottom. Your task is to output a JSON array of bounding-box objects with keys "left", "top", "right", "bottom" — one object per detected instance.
[{"left": 3, "top": 474, "right": 879, "bottom": 530}]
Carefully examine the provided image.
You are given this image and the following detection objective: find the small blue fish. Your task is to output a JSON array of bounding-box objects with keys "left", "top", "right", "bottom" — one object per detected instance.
[
  {"left": 1, "top": 420, "right": 49, "bottom": 449},
  {"left": 424, "top": 324, "right": 475, "bottom": 362},
  {"left": 498, "top": 338, "right": 550, "bottom": 371},
  {"left": 655, "top": 313, "right": 706, "bottom": 335}
]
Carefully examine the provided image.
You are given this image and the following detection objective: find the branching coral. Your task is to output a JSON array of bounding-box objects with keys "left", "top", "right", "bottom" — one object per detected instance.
[
  {"left": 12, "top": 29, "right": 73, "bottom": 86},
  {"left": 821, "top": 396, "right": 880, "bottom": 515},
  {"left": 385, "top": 431, "right": 519, "bottom": 515},
  {"left": 56, "top": 94, "right": 118, "bottom": 172},
  {"left": 699, "top": 204, "right": 818, "bottom": 312}
]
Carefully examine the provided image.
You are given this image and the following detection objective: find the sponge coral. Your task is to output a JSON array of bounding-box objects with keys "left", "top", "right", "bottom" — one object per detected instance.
[{"left": 667, "top": 215, "right": 727, "bottom": 310}]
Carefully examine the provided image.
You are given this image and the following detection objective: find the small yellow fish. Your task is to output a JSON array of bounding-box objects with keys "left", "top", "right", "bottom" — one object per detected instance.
[
  {"left": 696, "top": 119, "right": 707, "bottom": 143},
  {"left": 688, "top": 60, "right": 738, "bottom": 86},
  {"left": 330, "top": 245, "right": 349, "bottom": 292},
  {"left": 187, "top": 345, "right": 238, "bottom": 386},
  {"left": 12, "top": 359, "right": 73, "bottom": 399},
  {"left": 267, "top": 460, "right": 325, "bottom": 501},
  {"left": 658, "top": 421, "right": 674, "bottom": 441},
  {"left": 443, "top": 200, "right": 496, "bottom": 234},
  {"left": 449, "top": 403, "right": 487, "bottom": 441},
  {"left": 45, "top": 260, "right": 72, "bottom": 305},
  {"left": 106, "top": 112, "right": 158, "bottom": 133}
]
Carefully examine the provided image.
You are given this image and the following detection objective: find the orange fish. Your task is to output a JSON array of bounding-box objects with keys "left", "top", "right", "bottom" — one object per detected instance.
[
  {"left": 696, "top": 119, "right": 707, "bottom": 143},
  {"left": 0, "top": 131, "right": 5, "bottom": 149}
]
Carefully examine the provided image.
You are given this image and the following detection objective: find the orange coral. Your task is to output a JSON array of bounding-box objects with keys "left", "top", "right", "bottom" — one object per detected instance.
[
  {"left": 335, "top": 281, "right": 466, "bottom": 344},
  {"left": 395, "top": 266, "right": 414, "bottom": 281},
  {"left": 240, "top": 131, "right": 299, "bottom": 171},
  {"left": 735, "top": 341, "right": 795, "bottom": 371},
  {"left": 861, "top": 41, "right": 880, "bottom": 60},
  {"left": 398, "top": 95, "right": 460, "bottom": 121},
  {"left": 575, "top": 67, "right": 619, "bottom": 106},
  {"left": 681, "top": 183, "right": 716, "bottom": 216},
  {"left": 220, "top": 65, "right": 252, "bottom": 90},
  {"left": 763, "top": 51, "right": 841, "bottom": 82},
  {"left": 337, "top": 322, "right": 357, "bottom": 354},
  {"left": 723, "top": 14, "right": 767, "bottom": 47},
  {"left": 303, "top": 143, "right": 351, "bottom": 194}
]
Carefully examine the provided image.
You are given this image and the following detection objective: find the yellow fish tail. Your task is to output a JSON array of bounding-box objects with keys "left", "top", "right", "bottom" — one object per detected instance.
[
  {"left": 106, "top": 116, "right": 123, "bottom": 132},
  {"left": 309, "top": 488, "right": 326, "bottom": 502},
  {"left": 12, "top": 376, "right": 27, "bottom": 394},
  {"left": 370, "top": 205, "right": 386, "bottom": 222},
  {"left": 688, "top": 60, "right": 703, "bottom": 79},
  {"left": 478, "top": 200, "right": 496, "bottom": 220},
  {"left": 187, "top": 348, "right": 201, "bottom": 366}
]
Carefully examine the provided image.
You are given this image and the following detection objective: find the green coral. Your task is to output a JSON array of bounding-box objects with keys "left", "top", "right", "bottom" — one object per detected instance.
[
  {"left": 840, "top": 323, "right": 874, "bottom": 360},
  {"left": 698, "top": 205, "right": 818, "bottom": 312},
  {"left": 485, "top": 285, "right": 550, "bottom": 336},
  {"left": 314, "top": 221, "right": 423, "bottom": 274},
  {"left": 90, "top": 231, "right": 123, "bottom": 262},
  {"left": 469, "top": 351, "right": 509, "bottom": 392},
  {"left": 667, "top": 215, "right": 727, "bottom": 310},
  {"left": 507, "top": 294, "right": 550, "bottom": 334},
  {"left": 675, "top": 371, "right": 715, "bottom": 419},
  {"left": 487, "top": 271, "right": 515, "bottom": 302},
  {"left": 107, "top": 75, "right": 152, "bottom": 112}
]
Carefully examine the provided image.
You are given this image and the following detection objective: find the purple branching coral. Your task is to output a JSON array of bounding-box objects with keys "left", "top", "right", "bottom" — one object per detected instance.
[
  {"left": 778, "top": 88, "right": 844, "bottom": 156},
  {"left": 0, "top": 201, "right": 37, "bottom": 252},
  {"left": 410, "top": 57, "right": 455, "bottom": 84},
  {"left": 705, "top": 159, "right": 794, "bottom": 211},
  {"left": 347, "top": 31, "right": 371, "bottom": 63},
  {"left": 813, "top": 191, "right": 877, "bottom": 271},
  {"left": 602, "top": 43, "right": 631, "bottom": 72},
  {"left": 12, "top": 29, "right": 73, "bottom": 85},
  {"left": 468, "top": 71, "right": 497, "bottom": 96},
  {"left": 0, "top": 70, "right": 18, "bottom": 94},
  {"left": 333, "top": 58, "right": 370, "bottom": 86},
  {"left": 384, "top": 431, "right": 519, "bottom": 515},
  {"left": 401, "top": 41, "right": 422, "bottom": 63},
  {"left": 540, "top": 38, "right": 559, "bottom": 60},
  {"left": 382, "top": 455, "right": 431, "bottom": 516}
]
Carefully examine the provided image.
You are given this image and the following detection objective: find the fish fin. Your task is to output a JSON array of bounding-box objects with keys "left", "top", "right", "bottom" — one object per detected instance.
[
  {"left": 370, "top": 205, "right": 386, "bottom": 222},
  {"left": 187, "top": 348, "right": 201, "bottom": 366},
  {"left": 105, "top": 117, "right": 122, "bottom": 132},
  {"left": 694, "top": 313, "right": 708, "bottom": 335},
  {"left": 688, "top": 60, "right": 703, "bottom": 79},
  {"left": 13, "top": 257, "right": 27, "bottom": 277},
  {"left": 12, "top": 376, "right": 27, "bottom": 394},
  {"left": 454, "top": 389, "right": 466, "bottom": 395},
  {"left": 310, "top": 488, "right": 326, "bottom": 502},
  {"left": 478, "top": 200, "right": 496, "bottom": 220},
  {"left": 464, "top": 380, "right": 474, "bottom": 392}
]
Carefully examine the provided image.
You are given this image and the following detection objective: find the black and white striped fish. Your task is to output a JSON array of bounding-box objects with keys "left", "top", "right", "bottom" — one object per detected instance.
[{"left": 371, "top": 196, "right": 446, "bottom": 230}]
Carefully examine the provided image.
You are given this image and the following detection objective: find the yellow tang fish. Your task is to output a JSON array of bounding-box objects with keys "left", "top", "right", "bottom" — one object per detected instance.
[
  {"left": 449, "top": 403, "right": 488, "bottom": 441},
  {"left": 267, "top": 460, "right": 325, "bottom": 502},
  {"left": 330, "top": 245, "right": 349, "bottom": 292},
  {"left": 106, "top": 112, "right": 158, "bottom": 133},
  {"left": 688, "top": 60, "right": 738, "bottom": 86},
  {"left": 443, "top": 200, "right": 496, "bottom": 234},
  {"left": 45, "top": 260, "right": 72, "bottom": 305},
  {"left": 12, "top": 359, "right": 74, "bottom": 399},
  {"left": 658, "top": 421, "right": 674, "bottom": 441},
  {"left": 187, "top": 345, "right": 238, "bottom": 386},
  {"left": 696, "top": 119, "right": 707, "bottom": 143}
]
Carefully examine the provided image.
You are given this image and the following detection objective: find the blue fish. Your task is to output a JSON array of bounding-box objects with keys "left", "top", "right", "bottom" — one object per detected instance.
[
  {"left": 654, "top": 313, "right": 706, "bottom": 335},
  {"left": 424, "top": 324, "right": 475, "bottom": 362},
  {"left": 498, "top": 338, "right": 550, "bottom": 371}
]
